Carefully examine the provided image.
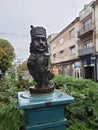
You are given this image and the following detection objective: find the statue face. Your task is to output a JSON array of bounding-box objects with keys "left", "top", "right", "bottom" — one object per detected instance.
[{"left": 33, "top": 36, "right": 47, "bottom": 52}]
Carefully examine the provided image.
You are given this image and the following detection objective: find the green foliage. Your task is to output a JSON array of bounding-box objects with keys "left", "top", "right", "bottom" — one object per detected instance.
[
  {"left": 67, "top": 122, "right": 92, "bottom": 130},
  {"left": 52, "top": 75, "right": 98, "bottom": 130},
  {"left": 29, "top": 80, "right": 36, "bottom": 86},
  {"left": 0, "top": 72, "right": 25, "bottom": 130},
  {"left": 0, "top": 38, "right": 15, "bottom": 73},
  {"left": 1, "top": 72, "right": 98, "bottom": 130},
  {"left": 20, "top": 60, "right": 28, "bottom": 71}
]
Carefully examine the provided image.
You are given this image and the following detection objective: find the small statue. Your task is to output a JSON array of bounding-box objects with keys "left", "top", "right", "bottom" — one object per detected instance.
[{"left": 27, "top": 25, "right": 54, "bottom": 94}]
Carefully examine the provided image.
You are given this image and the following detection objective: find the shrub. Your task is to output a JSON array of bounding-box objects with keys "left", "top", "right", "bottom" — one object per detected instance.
[
  {"left": 1, "top": 74, "right": 98, "bottom": 130},
  {"left": 67, "top": 122, "right": 92, "bottom": 130},
  {"left": 52, "top": 75, "right": 98, "bottom": 130},
  {"left": 0, "top": 76, "right": 25, "bottom": 130}
]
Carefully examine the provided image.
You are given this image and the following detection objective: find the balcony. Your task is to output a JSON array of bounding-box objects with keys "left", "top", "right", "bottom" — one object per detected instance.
[
  {"left": 78, "top": 47, "right": 94, "bottom": 57},
  {"left": 78, "top": 23, "right": 94, "bottom": 38}
]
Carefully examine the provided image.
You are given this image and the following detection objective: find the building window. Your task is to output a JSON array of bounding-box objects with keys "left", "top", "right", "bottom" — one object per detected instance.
[
  {"left": 69, "top": 28, "right": 75, "bottom": 38},
  {"left": 84, "top": 18, "right": 92, "bottom": 32},
  {"left": 60, "top": 50, "right": 64, "bottom": 58},
  {"left": 64, "top": 65, "right": 70, "bottom": 76},
  {"left": 70, "top": 46, "right": 75, "bottom": 55},
  {"left": 52, "top": 43, "right": 56, "bottom": 49},
  {"left": 84, "top": 41, "right": 92, "bottom": 49},
  {"left": 59, "top": 37, "right": 65, "bottom": 45},
  {"left": 53, "top": 53, "right": 56, "bottom": 59}
]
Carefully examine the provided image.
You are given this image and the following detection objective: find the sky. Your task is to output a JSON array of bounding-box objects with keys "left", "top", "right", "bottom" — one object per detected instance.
[{"left": 0, "top": 0, "right": 92, "bottom": 62}]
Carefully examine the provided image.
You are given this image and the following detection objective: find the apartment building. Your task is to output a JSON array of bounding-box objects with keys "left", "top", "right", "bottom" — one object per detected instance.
[
  {"left": 78, "top": 1, "right": 95, "bottom": 80},
  {"left": 47, "top": 33, "right": 58, "bottom": 74},
  {"left": 47, "top": 33, "right": 58, "bottom": 54},
  {"left": 49, "top": 0, "right": 98, "bottom": 81},
  {"left": 92, "top": 0, "right": 98, "bottom": 81},
  {"left": 50, "top": 17, "right": 81, "bottom": 78}
]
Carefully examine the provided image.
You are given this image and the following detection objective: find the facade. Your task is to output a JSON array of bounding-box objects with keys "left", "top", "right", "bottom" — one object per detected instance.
[
  {"left": 78, "top": 1, "right": 95, "bottom": 80},
  {"left": 47, "top": 33, "right": 58, "bottom": 54},
  {"left": 50, "top": 17, "right": 82, "bottom": 78},
  {"left": 49, "top": 0, "right": 98, "bottom": 81},
  {"left": 47, "top": 33, "right": 58, "bottom": 75},
  {"left": 92, "top": 0, "right": 98, "bottom": 81}
]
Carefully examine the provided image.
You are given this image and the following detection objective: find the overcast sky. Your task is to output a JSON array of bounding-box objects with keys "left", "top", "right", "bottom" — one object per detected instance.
[{"left": 0, "top": 0, "right": 92, "bottom": 61}]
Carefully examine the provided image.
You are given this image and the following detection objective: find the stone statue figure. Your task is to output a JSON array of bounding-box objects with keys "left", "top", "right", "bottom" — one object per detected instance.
[{"left": 27, "top": 25, "right": 54, "bottom": 94}]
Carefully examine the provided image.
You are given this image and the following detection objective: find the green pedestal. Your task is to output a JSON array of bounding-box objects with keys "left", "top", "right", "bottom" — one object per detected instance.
[{"left": 18, "top": 89, "right": 74, "bottom": 130}]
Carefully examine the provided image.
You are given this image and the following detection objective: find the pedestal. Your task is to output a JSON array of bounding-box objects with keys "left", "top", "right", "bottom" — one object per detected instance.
[{"left": 18, "top": 89, "right": 74, "bottom": 130}]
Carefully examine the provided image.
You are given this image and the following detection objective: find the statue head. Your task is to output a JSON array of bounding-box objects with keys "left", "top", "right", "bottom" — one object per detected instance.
[{"left": 30, "top": 25, "right": 47, "bottom": 52}]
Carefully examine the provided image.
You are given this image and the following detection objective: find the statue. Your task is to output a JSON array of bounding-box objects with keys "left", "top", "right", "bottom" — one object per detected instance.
[{"left": 27, "top": 25, "right": 54, "bottom": 94}]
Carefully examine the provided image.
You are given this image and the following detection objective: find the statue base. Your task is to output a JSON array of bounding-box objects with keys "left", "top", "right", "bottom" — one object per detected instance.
[
  {"left": 18, "top": 89, "right": 74, "bottom": 130},
  {"left": 29, "top": 86, "right": 54, "bottom": 94}
]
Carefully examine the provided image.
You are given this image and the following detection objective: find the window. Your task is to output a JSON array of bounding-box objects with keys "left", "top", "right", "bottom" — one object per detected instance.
[
  {"left": 84, "top": 41, "right": 92, "bottom": 49},
  {"left": 70, "top": 46, "right": 75, "bottom": 55},
  {"left": 53, "top": 53, "right": 56, "bottom": 59},
  {"left": 64, "top": 65, "right": 70, "bottom": 76},
  {"left": 69, "top": 28, "right": 75, "bottom": 38},
  {"left": 59, "top": 37, "right": 64, "bottom": 45},
  {"left": 52, "top": 43, "right": 56, "bottom": 49},
  {"left": 60, "top": 50, "right": 64, "bottom": 58},
  {"left": 84, "top": 18, "right": 92, "bottom": 32}
]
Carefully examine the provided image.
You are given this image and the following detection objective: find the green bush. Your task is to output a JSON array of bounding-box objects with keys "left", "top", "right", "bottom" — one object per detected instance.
[
  {"left": 52, "top": 75, "right": 98, "bottom": 130},
  {"left": 0, "top": 73, "right": 98, "bottom": 130},
  {"left": 67, "top": 122, "right": 92, "bottom": 130},
  {"left": 0, "top": 75, "right": 25, "bottom": 130}
]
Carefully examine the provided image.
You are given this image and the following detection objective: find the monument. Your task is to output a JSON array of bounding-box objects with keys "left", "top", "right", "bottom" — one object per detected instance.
[
  {"left": 27, "top": 25, "right": 54, "bottom": 94},
  {"left": 18, "top": 25, "right": 74, "bottom": 130}
]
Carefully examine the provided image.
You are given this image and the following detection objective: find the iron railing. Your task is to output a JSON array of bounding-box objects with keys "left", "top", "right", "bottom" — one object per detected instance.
[{"left": 78, "top": 46, "right": 94, "bottom": 56}]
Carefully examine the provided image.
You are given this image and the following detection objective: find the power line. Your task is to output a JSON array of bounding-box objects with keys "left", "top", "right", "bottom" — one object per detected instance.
[{"left": 0, "top": 31, "right": 29, "bottom": 37}]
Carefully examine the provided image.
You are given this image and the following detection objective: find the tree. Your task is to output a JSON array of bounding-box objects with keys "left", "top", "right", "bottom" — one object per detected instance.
[
  {"left": 20, "top": 60, "right": 28, "bottom": 71},
  {"left": 0, "top": 39, "right": 15, "bottom": 73}
]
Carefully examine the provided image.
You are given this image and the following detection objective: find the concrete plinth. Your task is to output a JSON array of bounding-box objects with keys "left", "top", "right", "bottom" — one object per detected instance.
[{"left": 18, "top": 89, "right": 74, "bottom": 130}]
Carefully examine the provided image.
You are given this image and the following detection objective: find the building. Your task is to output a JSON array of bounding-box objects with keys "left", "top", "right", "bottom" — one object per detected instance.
[
  {"left": 49, "top": 0, "right": 98, "bottom": 81},
  {"left": 47, "top": 33, "right": 58, "bottom": 75},
  {"left": 47, "top": 33, "right": 58, "bottom": 54},
  {"left": 50, "top": 17, "right": 81, "bottom": 78},
  {"left": 92, "top": 0, "right": 98, "bottom": 81},
  {"left": 78, "top": 1, "right": 95, "bottom": 80}
]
